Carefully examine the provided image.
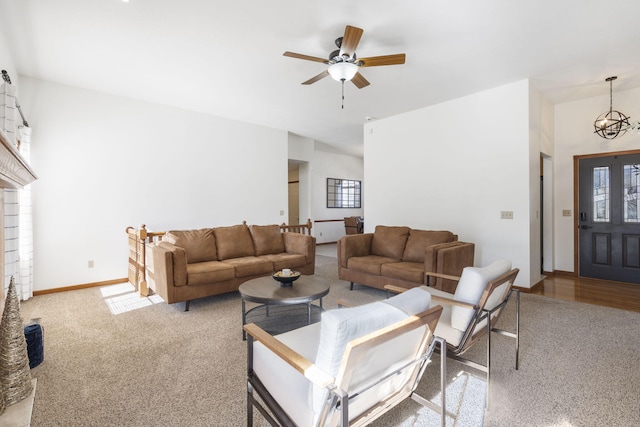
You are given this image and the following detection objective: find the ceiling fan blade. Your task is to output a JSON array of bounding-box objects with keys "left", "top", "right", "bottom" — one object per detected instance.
[
  {"left": 351, "top": 72, "right": 370, "bottom": 89},
  {"left": 358, "top": 54, "right": 406, "bottom": 67},
  {"left": 339, "top": 25, "right": 364, "bottom": 58},
  {"left": 283, "top": 51, "right": 328, "bottom": 63},
  {"left": 302, "top": 70, "right": 330, "bottom": 85}
]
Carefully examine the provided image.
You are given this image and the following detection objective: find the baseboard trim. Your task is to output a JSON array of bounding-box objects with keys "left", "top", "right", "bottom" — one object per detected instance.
[
  {"left": 33, "top": 278, "right": 128, "bottom": 296},
  {"left": 550, "top": 270, "right": 577, "bottom": 277}
]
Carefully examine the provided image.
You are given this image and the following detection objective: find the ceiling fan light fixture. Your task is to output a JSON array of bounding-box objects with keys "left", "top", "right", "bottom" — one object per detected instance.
[{"left": 328, "top": 62, "right": 358, "bottom": 82}]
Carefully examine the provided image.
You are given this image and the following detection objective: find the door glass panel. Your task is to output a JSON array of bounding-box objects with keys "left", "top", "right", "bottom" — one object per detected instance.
[
  {"left": 623, "top": 164, "right": 640, "bottom": 223},
  {"left": 593, "top": 166, "right": 610, "bottom": 222}
]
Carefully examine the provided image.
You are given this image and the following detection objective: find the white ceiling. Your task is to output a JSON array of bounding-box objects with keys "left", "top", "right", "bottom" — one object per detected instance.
[{"left": 2, "top": 0, "right": 640, "bottom": 157}]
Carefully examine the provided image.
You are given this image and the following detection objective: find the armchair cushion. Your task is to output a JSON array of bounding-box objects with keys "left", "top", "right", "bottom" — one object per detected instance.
[
  {"left": 249, "top": 224, "right": 285, "bottom": 256},
  {"left": 213, "top": 224, "right": 255, "bottom": 260},
  {"left": 164, "top": 228, "right": 217, "bottom": 263},
  {"left": 383, "top": 286, "right": 433, "bottom": 316},
  {"left": 451, "top": 259, "right": 511, "bottom": 330},
  {"left": 370, "top": 225, "right": 410, "bottom": 259},
  {"left": 313, "top": 288, "right": 432, "bottom": 412},
  {"left": 402, "top": 230, "right": 454, "bottom": 263}
]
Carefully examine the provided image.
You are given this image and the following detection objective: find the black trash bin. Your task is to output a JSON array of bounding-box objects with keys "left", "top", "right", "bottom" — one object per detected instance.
[{"left": 24, "top": 323, "right": 44, "bottom": 368}]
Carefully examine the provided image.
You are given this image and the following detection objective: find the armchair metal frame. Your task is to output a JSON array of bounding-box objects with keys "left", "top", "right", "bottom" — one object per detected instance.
[
  {"left": 386, "top": 267, "right": 520, "bottom": 407},
  {"left": 244, "top": 305, "right": 447, "bottom": 427}
]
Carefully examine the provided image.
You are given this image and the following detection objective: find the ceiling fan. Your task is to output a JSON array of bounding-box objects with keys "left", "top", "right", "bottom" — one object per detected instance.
[{"left": 283, "top": 25, "right": 406, "bottom": 90}]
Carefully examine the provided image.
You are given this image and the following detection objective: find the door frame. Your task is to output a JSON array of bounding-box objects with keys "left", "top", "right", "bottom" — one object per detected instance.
[{"left": 573, "top": 148, "right": 640, "bottom": 278}]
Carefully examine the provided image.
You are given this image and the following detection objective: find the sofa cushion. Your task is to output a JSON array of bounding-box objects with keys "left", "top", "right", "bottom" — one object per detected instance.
[
  {"left": 370, "top": 226, "right": 411, "bottom": 259},
  {"left": 164, "top": 228, "right": 217, "bottom": 263},
  {"left": 347, "top": 255, "right": 400, "bottom": 276},
  {"left": 249, "top": 224, "right": 285, "bottom": 255},
  {"left": 380, "top": 261, "right": 425, "bottom": 284},
  {"left": 257, "top": 253, "right": 307, "bottom": 271},
  {"left": 402, "top": 230, "right": 454, "bottom": 263},
  {"left": 213, "top": 224, "right": 255, "bottom": 260},
  {"left": 186, "top": 261, "right": 235, "bottom": 286},
  {"left": 220, "top": 256, "right": 273, "bottom": 277},
  {"left": 451, "top": 259, "right": 512, "bottom": 331}
]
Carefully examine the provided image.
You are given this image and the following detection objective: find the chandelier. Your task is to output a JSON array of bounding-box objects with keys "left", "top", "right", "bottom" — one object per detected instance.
[{"left": 593, "top": 76, "right": 630, "bottom": 139}]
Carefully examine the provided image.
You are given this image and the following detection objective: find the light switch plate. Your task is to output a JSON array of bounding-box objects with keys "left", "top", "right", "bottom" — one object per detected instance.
[{"left": 500, "top": 211, "right": 514, "bottom": 219}]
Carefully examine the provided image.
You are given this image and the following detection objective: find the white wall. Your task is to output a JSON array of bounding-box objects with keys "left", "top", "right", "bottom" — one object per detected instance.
[
  {"left": 553, "top": 86, "right": 640, "bottom": 272},
  {"left": 364, "top": 80, "right": 534, "bottom": 287},
  {"left": 288, "top": 134, "right": 364, "bottom": 244},
  {"left": 20, "top": 77, "right": 289, "bottom": 291},
  {"left": 0, "top": 29, "right": 18, "bottom": 87},
  {"left": 310, "top": 150, "right": 364, "bottom": 244}
]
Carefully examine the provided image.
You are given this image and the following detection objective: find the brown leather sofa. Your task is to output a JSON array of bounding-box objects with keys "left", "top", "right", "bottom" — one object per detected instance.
[
  {"left": 338, "top": 225, "right": 474, "bottom": 293},
  {"left": 148, "top": 223, "right": 316, "bottom": 310}
]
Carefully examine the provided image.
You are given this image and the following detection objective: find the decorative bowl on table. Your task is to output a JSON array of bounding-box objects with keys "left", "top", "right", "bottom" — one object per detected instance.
[{"left": 272, "top": 270, "right": 301, "bottom": 286}]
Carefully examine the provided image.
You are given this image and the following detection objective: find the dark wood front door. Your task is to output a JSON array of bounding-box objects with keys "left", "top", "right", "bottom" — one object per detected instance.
[{"left": 578, "top": 153, "right": 640, "bottom": 283}]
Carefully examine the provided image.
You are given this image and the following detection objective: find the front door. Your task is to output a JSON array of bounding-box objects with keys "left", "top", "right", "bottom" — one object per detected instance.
[{"left": 578, "top": 153, "right": 640, "bottom": 283}]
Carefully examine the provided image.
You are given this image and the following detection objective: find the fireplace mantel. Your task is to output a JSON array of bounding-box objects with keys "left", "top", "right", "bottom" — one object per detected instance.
[{"left": 0, "top": 129, "right": 37, "bottom": 188}]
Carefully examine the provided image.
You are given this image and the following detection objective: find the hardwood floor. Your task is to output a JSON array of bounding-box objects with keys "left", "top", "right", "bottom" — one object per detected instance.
[
  {"left": 529, "top": 273, "right": 640, "bottom": 312},
  {"left": 317, "top": 243, "right": 639, "bottom": 312}
]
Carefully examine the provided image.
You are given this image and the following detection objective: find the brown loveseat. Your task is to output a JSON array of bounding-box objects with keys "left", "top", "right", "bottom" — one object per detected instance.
[
  {"left": 338, "top": 225, "right": 474, "bottom": 293},
  {"left": 148, "top": 223, "right": 316, "bottom": 310}
]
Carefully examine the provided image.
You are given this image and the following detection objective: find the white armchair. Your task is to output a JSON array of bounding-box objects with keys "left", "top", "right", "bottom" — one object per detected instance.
[
  {"left": 386, "top": 259, "right": 520, "bottom": 407},
  {"left": 244, "top": 287, "right": 446, "bottom": 426}
]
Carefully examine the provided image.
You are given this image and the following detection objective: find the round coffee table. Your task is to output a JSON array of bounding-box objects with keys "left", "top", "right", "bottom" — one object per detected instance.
[{"left": 239, "top": 275, "right": 330, "bottom": 339}]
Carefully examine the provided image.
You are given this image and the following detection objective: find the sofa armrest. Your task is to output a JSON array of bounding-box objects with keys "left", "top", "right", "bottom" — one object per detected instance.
[
  {"left": 151, "top": 242, "right": 188, "bottom": 302},
  {"left": 337, "top": 233, "right": 374, "bottom": 268},
  {"left": 424, "top": 241, "right": 464, "bottom": 273},
  {"left": 435, "top": 242, "right": 475, "bottom": 292},
  {"left": 282, "top": 232, "right": 316, "bottom": 264}
]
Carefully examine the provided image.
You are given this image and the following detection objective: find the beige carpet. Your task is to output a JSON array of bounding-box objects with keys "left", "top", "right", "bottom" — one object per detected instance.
[{"left": 19, "top": 254, "right": 640, "bottom": 426}]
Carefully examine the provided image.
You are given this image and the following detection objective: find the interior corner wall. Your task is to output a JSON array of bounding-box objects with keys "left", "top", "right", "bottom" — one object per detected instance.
[
  {"left": 364, "top": 79, "right": 533, "bottom": 287},
  {"left": 20, "top": 77, "right": 288, "bottom": 291},
  {"left": 553, "top": 86, "right": 640, "bottom": 273}
]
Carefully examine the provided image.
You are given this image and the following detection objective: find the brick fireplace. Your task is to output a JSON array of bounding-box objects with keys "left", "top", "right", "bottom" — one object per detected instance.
[{"left": 0, "top": 82, "right": 38, "bottom": 311}]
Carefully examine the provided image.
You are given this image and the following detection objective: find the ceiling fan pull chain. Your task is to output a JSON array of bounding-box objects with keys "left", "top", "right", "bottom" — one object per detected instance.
[{"left": 341, "top": 79, "right": 345, "bottom": 109}]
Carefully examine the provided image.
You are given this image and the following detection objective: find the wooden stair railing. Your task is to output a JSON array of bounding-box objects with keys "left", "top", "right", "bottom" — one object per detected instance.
[
  {"left": 125, "top": 219, "right": 313, "bottom": 297},
  {"left": 125, "top": 224, "right": 165, "bottom": 297},
  {"left": 280, "top": 218, "right": 312, "bottom": 235}
]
